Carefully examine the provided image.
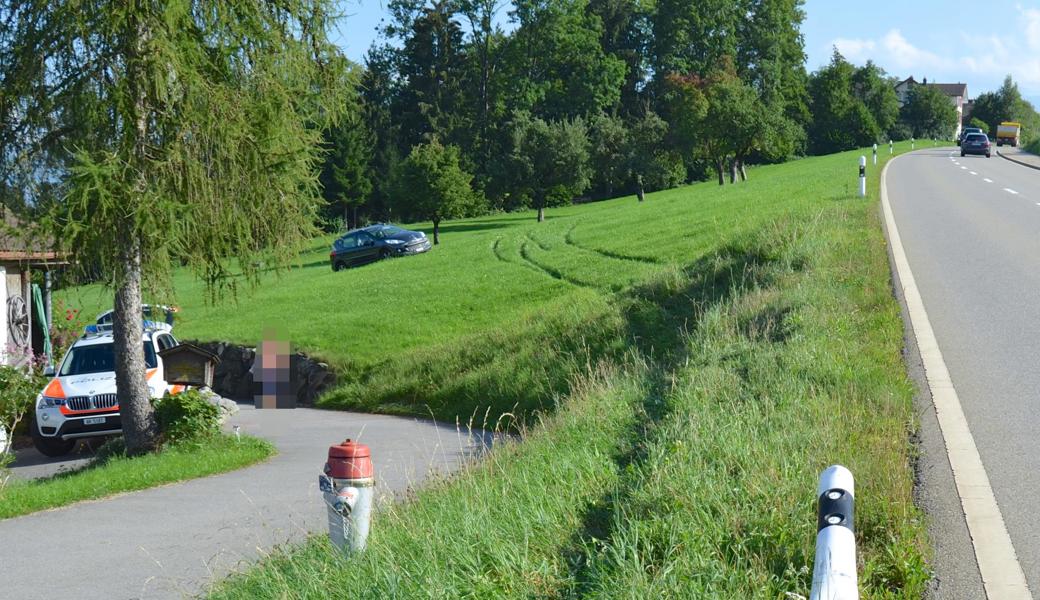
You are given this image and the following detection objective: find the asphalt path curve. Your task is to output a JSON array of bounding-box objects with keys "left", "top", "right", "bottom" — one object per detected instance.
[
  {"left": 0, "top": 404, "right": 489, "bottom": 599},
  {"left": 886, "top": 147, "right": 1040, "bottom": 598}
]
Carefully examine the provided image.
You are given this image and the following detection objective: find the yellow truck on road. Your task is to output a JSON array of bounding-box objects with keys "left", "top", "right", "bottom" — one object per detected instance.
[{"left": 996, "top": 121, "right": 1021, "bottom": 147}]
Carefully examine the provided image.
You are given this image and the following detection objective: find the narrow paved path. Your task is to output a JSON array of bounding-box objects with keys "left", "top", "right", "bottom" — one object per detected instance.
[
  {"left": 0, "top": 404, "right": 487, "bottom": 599},
  {"left": 887, "top": 147, "right": 1040, "bottom": 598}
]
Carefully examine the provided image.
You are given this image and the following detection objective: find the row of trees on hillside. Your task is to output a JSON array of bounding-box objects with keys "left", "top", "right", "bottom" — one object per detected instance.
[
  {"left": 966, "top": 76, "right": 1040, "bottom": 143},
  {"left": 807, "top": 51, "right": 957, "bottom": 154},
  {"left": 319, "top": 0, "right": 814, "bottom": 227},
  {"left": 319, "top": 1, "right": 976, "bottom": 229}
]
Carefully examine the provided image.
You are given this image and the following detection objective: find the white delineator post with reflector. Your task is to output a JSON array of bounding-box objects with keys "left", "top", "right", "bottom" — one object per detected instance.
[
  {"left": 859, "top": 156, "right": 866, "bottom": 198},
  {"left": 889, "top": 140, "right": 893, "bottom": 154},
  {"left": 810, "top": 465, "right": 858, "bottom": 600},
  {"left": 872, "top": 143, "right": 878, "bottom": 165}
]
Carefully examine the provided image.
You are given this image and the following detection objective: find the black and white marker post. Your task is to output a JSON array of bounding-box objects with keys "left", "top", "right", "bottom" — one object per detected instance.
[
  {"left": 858, "top": 156, "right": 866, "bottom": 198},
  {"left": 810, "top": 465, "right": 857, "bottom": 600},
  {"left": 889, "top": 140, "right": 893, "bottom": 154},
  {"left": 872, "top": 143, "right": 877, "bottom": 165}
]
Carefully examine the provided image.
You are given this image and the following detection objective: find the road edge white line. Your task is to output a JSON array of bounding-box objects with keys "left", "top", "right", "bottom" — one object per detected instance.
[{"left": 881, "top": 152, "right": 1032, "bottom": 600}]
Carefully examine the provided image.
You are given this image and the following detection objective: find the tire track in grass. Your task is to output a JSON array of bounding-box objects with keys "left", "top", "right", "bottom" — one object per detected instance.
[
  {"left": 563, "top": 225, "right": 663, "bottom": 265},
  {"left": 525, "top": 230, "right": 552, "bottom": 251},
  {"left": 555, "top": 243, "right": 796, "bottom": 598},
  {"left": 518, "top": 239, "right": 593, "bottom": 288}
]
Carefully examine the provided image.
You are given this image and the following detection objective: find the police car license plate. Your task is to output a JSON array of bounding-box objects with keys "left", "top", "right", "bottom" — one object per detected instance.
[{"left": 83, "top": 417, "right": 106, "bottom": 425}]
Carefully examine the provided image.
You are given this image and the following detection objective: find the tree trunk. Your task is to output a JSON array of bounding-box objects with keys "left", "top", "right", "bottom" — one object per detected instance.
[
  {"left": 738, "top": 158, "right": 747, "bottom": 181},
  {"left": 343, "top": 205, "right": 350, "bottom": 230},
  {"left": 715, "top": 159, "right": 725, "bottom": 186},
  {"left": 352, "top": 205, "right": 359, "bottom": 230},
  {"left": 729, "top": 158, "right": 737, "bottom": 184},
  {"left": 636, "top": 174, "right": 645, "bottom": 203},
  {"left": 117, "top": 10, "right": 158, "bottom": 455},
  {"left": 113, "top": 238, "right": 157, "bottom": 455},
  {"left": 433, "top": 219, "right": 440, "bottom": 245},
  {"left": 537, "top": 204, "right": 545, "bottom": 222}
]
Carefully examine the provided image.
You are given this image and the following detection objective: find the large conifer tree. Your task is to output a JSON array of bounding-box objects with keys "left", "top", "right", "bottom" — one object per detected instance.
[{"left": 1, "top": 1, "right": 347, "bottom": 453}]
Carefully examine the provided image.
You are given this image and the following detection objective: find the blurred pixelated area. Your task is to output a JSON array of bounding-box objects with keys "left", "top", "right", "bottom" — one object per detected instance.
[{"left": 253, "top": 328, "right": 296, "bottom": 409}]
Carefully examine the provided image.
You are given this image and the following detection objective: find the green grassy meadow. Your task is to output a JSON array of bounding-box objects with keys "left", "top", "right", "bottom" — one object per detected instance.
[
  {"left": 198, "top": 141, "right": 937, "bottom": 598},
  {"left": 0, "top": 435, "right": 274, "bottom": 519}
]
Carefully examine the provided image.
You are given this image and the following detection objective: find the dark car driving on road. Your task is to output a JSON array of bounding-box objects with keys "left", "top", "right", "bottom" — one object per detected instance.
[
  {"left": 960, "top": 133, "right": 991, "bottom": 158},
  {"left": 957, "top": 126, "right": 983, "bottom": 146},
  {"left": 330, "top": 224, "right": 432, "bottom": 271}
]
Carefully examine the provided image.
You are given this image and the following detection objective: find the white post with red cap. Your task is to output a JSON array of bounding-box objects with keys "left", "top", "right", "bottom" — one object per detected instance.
[{"left": 320, "top": 439, "right": 375, "bottom": 555}]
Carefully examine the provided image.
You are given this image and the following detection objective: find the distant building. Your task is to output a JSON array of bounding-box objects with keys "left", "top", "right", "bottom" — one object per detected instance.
[
  {"left": 1, "top": 209, "right": 62, "bottom": 367},
  {"left": 894, "top": 76, "right": 969, "bottom": 139}
]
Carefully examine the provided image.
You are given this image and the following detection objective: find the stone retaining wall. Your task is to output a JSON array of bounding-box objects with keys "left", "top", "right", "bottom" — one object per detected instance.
[{"left": 189, "top": 341, "right": 336, "bottom": 407}]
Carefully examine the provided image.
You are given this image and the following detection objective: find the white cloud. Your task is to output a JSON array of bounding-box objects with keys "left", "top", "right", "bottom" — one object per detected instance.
[
  {"left": 1020, "top": 4, "right": 1040, "bottom": 51},
  {"left": 827, "top": 26, "right": 1040, "bottom": 101},
  {"left": 827, "top": 29, "right": 950, "bottom": 72},
  {"left": 879, "top": 29, "right": 951, "bottom": 71},
  {"left": 831, "top": 37, "right": 875, "bottom": 62}
]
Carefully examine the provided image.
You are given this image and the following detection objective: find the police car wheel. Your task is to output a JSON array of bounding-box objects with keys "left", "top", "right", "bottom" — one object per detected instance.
[{"left": 31, "top": 425, "right": 76, "bottom": 457}]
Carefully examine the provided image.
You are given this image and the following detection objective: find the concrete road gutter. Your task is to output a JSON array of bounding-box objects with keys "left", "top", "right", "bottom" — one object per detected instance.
[{"left": 996, "top": 147, "right": 1040, "bottom": 171}]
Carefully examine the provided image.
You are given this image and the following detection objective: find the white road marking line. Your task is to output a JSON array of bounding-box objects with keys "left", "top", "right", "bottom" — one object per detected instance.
[
  {"left": 984, "top": 178, "right": 994, "bottom": 183},
  {"left": 961, "top": 166, "right": 968, "bottom": 170},
  {"left": 881, "top": 157, "right": 1032, "bottom": 600},
  {"left": 1004, "top": 188, "right": 1020, "bottom": 195},
  {"left": 970, "top": 171, "right": 977, "bottom": 175}
]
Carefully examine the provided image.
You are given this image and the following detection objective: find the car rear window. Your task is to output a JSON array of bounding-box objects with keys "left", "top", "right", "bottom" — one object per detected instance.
[
  {"left": 59, "top": 342, "right": 158, "bottom": 376},
  {"left": 966, "top": 134, "right": 987, "bottom": 142}
]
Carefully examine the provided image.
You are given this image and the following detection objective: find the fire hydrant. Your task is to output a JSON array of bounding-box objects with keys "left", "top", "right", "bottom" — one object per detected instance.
[{"left": 319, "top": 439, "right": 374, "bottom": 555}]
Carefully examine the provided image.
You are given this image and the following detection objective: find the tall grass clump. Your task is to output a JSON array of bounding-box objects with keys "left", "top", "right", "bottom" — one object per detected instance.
[{"left": 212, "top": 363, "right": 648, "bottom": 598}]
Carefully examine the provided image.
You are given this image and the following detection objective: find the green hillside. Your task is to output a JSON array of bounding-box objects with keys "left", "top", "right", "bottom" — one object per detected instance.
[
  {"left": 202, "top": 142, "right": 933, "bottom": 598},
  {"left": 62, "top": 145, "right": 915, "bottom": 423}
]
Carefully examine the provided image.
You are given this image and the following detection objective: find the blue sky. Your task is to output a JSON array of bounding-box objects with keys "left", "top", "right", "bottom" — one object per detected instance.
[
  {"left": 803, "top": 0, "right": 1040, "bottom": 105},
  {"left": 331, "top": 0, "right": 1040, "bottom": 105}
]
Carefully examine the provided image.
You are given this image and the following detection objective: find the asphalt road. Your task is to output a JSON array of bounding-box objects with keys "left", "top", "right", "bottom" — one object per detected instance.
[
  {"left": 887, "top": 147, "right": 1040, "bottom": 597},
  {"left": 0, "top": 404, "right": 490, "bottom": 599}
]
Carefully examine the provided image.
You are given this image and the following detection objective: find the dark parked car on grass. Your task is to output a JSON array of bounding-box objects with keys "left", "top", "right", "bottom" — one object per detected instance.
[
  {"left": 330, "top": 224, "right": 432, "bottom": 271},
  {"left": 960, "top": 133, "right": 991, "bottom": 158}
]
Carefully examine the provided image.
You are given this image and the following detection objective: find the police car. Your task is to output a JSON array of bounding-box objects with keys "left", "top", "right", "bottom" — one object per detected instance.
[{"left": 32, "top": 310, "right": 184, "bottom": 457}]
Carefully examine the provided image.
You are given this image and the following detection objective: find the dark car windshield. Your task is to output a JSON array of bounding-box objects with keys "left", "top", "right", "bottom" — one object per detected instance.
[
  {"left": 368, "top": 225, "right": 406, "bottom": 239},
  {"left": 966, "top": 134, "right": 987, "bottom": 142},
  {"left": 59, "top": 342, "right": 158, "bottom": 376}
]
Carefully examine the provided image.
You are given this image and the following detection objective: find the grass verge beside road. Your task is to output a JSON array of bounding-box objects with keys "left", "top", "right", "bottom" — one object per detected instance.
[
  {"left": 0, "top": 434, "right": 274, "bottom": 520},
  {"left": 210, "top": 144, "right": 933, "bottom": 598}
]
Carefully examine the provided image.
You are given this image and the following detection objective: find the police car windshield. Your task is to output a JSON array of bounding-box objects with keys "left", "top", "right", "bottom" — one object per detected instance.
[{"left": 59, "top": 342, "right": 158, "bottom": 376}]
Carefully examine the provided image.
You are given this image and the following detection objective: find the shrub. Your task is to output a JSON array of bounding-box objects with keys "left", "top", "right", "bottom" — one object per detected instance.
[
  {"left": 153, "top": 389, "right": 220, "bottom": 444},
  {"left": 50, "top": 298, "right": 89, "bottom": 362},
  {"left": 92, "top": 436, "right": 127, "bottom": 463},
  {"left": 0, "top": 365, "right": 45, "bottom": 440},
  {"left": 0, "top": 365, "right": 46, "bottom": 483}
]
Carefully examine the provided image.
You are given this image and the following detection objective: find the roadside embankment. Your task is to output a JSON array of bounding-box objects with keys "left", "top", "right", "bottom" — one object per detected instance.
[{"left": 210, "top": 144, "right": 930, "bottom": 599}]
